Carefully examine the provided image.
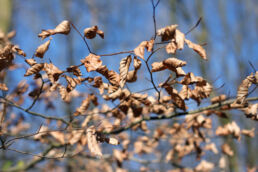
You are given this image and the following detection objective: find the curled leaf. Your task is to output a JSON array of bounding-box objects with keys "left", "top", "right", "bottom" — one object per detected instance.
[
  {"left": 166, "top": 41, "right": 177, "bottom": 54},
  {"left": 235, "top": 73, "right": 254, "bottom": 104},
  {"left": 163, "top": 57, "right": 187, "bottom": 69},
  {"left": 119, "top": 55, "right": 132, "bottom": 88},
  {"left": 175, "top": 29, "right": 185, "bottom": 50},
  {"left": 185, "top": 39, "right": 207, "bottom": 60},
  {"left": 87, "top": 126, "right": 102, "bottom": 157},
  {"left": 35, "top": 39, "right": 51, "bottom": 58},
  {"left": 134, "top": 41, "right": 147, "bottom": 60},
  {"left": 84, "top": 25, "right": 104, "bottom": 39},
  {"left": 81, "top": 53, "right": 102, "bottom": 72},
  {"left": 24, "top": 63, "right": 44, "bottom": 76},
  {"left": 44, "top": 63, "right": 63, "bottom": 83},
  {"left": 151, "top": 61, "right": 167, "bottom": 72},
  {"left": 38, "top": 20, "right": 71, "bottom": 40},
  {"left": 0, "top": 83, "right": 8, "bottom": 91},
  {"left": 157, "top": 24, "right": 178, "bottom": 41},
  {"left": 25, "top": 59, "right": 37, "bottom": 66}
]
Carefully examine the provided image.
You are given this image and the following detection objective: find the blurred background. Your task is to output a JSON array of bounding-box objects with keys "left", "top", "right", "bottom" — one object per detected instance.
[{"left": 0, "top": 0, "right": 257, "bottom": 171}]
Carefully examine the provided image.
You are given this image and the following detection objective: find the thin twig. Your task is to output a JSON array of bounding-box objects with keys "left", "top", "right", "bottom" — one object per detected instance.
[
  {"left": 0, "top": 98, "right": 69, "bottom": 125},
  {"left": 151, "top": 0, "right": 161, "bottom": 40},
  {"left": 70, "top": 22, "right": 92, "bottom": 53},
  {"left": 99, "top": 50, "right": 134, "bottom": 57},
  {"left": 185, "top": 17, "right": 202, "bottom": 35},
  {"left": 106, "top": 96, "right": 258, "bottom": 135}
]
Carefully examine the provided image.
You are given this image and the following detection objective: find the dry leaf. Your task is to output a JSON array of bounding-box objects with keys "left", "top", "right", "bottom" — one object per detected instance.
[
  {"left": 81, "top": 53, "right": 102, "bottom": 72},
  {"left": 235, "top": 73, "right": 254, "bottom": 104},
  {"left": 241, "top": 128, "right": 255, "bottom": 138},
  {"left": 66, "top": 65, "right": 82, "bottom": 76},
  {"left": 163, "top": 57, "right": 187, "bottom": 69},
  {"left": 38, "top": 20, "right": 71, "bottom": 40},
  {"left": 87, "top": 126, "right": 102, "bottom": 157},
  {"left": 244, "top": 103, "right": 258, "bottom": 120},
  {"left": 35, "top": 39, "right": 51, "bottom": 58},
  {"left": 84, "top": 25, "right": 104, "bottom": 39},
  {"left": 25, "top": 59, "right": 37, "bottom": 66},
  {"left": 134, "top": 41, "right": 148, "bottom": 60},
  {"left": 185, "top": 39, "right": 207, "bottom": 60},
  {"left": 157, "top": 24, "right": 178, "bottom": 41},
  {"left": 119, "top": 55, "right": 132, "bottom": 88},
  {"left": 146, "top": 39, "right": 154, "bottom": 52},
  {"left": 195, "top": 160, "right": 214, "bottom": 172},
  {"left": 175, "top": 29, "right": 185, "bottom": 50},
  {"left": 0, "top": 83, "right": 8, "bottom": 91},
  {"left": 166, "top": 41, "right": 177, "bottom": 54},
  {"left": 151, "top": 61, "right": 167, "bottom": 72},
  {"left": 24, "top": 63, "right": 44, "bottom": 76},
  {"left": 74, "top": 94, "right": 98, "bottom": 116},
  {"left": 44, "top": 63, "right": 63, "bottom": 83},
  {"left": 221, "top": 143, "right": 234, "bottom": 156}
]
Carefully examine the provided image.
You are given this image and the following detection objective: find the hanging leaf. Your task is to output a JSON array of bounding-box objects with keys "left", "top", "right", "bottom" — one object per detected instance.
[
  {"left": 157, "top": 24, "right": 178, "bottom": 41},
  {"left": 38, "top": 20, "right": 71, "bottom": 40},
  {"left": 163, "top": 57, "right": 187, "bottom": 69},
  {"left": 35, "top": 39, "right": 51, "bottom": 58},
  {"left": 175, "top": 29, "right": 185, "bottom": 50},
  {"left": 25, "top": 59, "right": 37, "bottom": 66},
  {"left": 166, "top": 41, "right": 177, "bottom": 54},
  {"left": 24, "top": 63, "right": 44, "bottom": 76},
  {"left": 119, "top": 55, "right": 132, "bottom": 88},
  {"left": 74, "top": 94, "right": 97, "bottom": 116},
  {"left": 185, "top": 39, "right": 207, "bottom": 60},
  {"left": 0, "top": 83, "right": 8, "bottom": 91},
  {"left": 221, "top": 143, "right": 234, "bottom": 156},
  {"left": 235, "top": 73, "right": 254, "bottom": 104},
  {"left": 81, "top": 53, "right": 102, "bottom": 72},
  {"left": 44, "top": 63, "right": 63, "bottom": 83},
  {"left": 134, "top": 41, "right": 148, "bottom": 60},
  {"left": 84, "top": 25, "right": 104, "bottom": 39},
  {"left": 151, "top": 61, "right": 167, "bottom": 72},
  {"left": 66, "top": 65, "right": 82, "bottom": 76},
  {"left": 87, "top": 126, "right": 102, "bottom": 157}
]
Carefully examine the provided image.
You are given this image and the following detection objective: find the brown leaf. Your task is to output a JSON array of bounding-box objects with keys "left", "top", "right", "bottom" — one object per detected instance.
[
  {"left": 166, "top": 41, "right": 177, "bottom": 54},
  {"left": 35, "top": 39, "right": 51, "bottom": 58},
  {"left": 119, "top": 55, "right": 132, "bottom": 88},
  {"left": 12, "top": 45, "right": 26, "bottom": 57},
  {"left": 74, "top": 94, "right": 98, "bottom": 116},
  {"left": 84, "top": 25, "right": 104, "bottom": 39},
  {"left": 221, "top": 143, "right": 234, "bottom": 156},
  {"left": 0, "top": 83, "right": 8, "bottom": 91},
  {"left": 66, "top": 65, "right": 82, "bottom": 76},
  {"left": 163, "top": 84, "right": 187, "bottom": 110},
  {"left": 179, "top": 85, "right": 191, "bottom": 100},
  {"left": 81, "top": 53, "right": 102, "bottom": 72},
  {"left": 175, "top": 29, "right": 185, "bottom": 50},
  {"left": 163, "top": 57, "right": 187, "bottom": 69},
  {"left": 146, "top": 39, "right": 154, "bottom": 52},
  {"left": 241, "top": 128, "right": 255, "bottom": 138},
  {"left": 133, "top": 56, "right": 142, "bottom": 70},
  {"left": 151, "top": 61, "right": 167, "bottom": 72},
  {"left": 87, "top": 126, "right": 102, "bottom": 157},
  {"left": 244, "top": 103, "right": 258, "bottom": 120},
  {"left": 185, "top": 39, "right": 207, "bottom": 60},
  {"left": 38, "top": 20, "right": 71, "bottom": 40},
  {"left": 235, "top": 73, "right": 254, "bottom": 104},
  {"left": 44, "top": 63, "right": 63, "bottom": 83},
  {"left": 157, "top": 24, "right": 178, "bottom": 41},
  {"left": 195, "top": 160, "right": 214, "bottom": 172},
  {"left": 216, "top": 121, "right": 241, "bottom": 140},
  {"left": 204, "top": 143, "right": 218, "bottom": 154},
  {"left": 134, "top": 41, "right": 148, "bottom": 60},
  {"left": 25, "top": 59, "right": 37, "bottom": 66},
  {"left": 24, "top": 63, "right": 44, "bottom": 76}
]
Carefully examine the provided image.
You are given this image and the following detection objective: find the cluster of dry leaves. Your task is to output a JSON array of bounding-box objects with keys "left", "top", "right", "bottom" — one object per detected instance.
[{"left": 0, "top": 20, "right": 257, "bottom": 172}]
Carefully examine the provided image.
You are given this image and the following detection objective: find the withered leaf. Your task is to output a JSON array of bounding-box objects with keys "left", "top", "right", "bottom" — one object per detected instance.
[
  {"left": 74, "top": 94, "right": 97, "bottom": 116},
  {"left": 175, "top": 29, "right": 185, "bottom": 50},
  {"left": 25, "top": 59, "right": 37, "bottom": 66},
  {"left": 35, "top": 39, "right": 51, "bottom": 58},
  {"left": 84, "top": 25, "right": 104, "bottom": 39},
  {"left": 211, "top": 94, "right": 227, "bottom": 104},
  {"left": 0, "top": 83, "right": 8, "bottom": 91},
  {"left": 87, "top": 126, "right": 102, "bottom": 157},
  {"left": 221, "top": 143, "right": 234, "bottom": 156},
  {"left": 44, "top": 63, "right": 63, "bottom": 83},
  {"left": 81, "top": 53, "right": 102, "bottom": 72},
  {"left": 157, "top": 24, "right": 178, "bottom": 41},
  {"left": 244, "top": 103, "right": 258, "bottom": 120},
  {"left": 38, "top": 20, "right": 71, "bottom": 40},
  {"left": 151, "top": 61, "right": 167, "bottom": 72},
  {"left": 235, "top": 73, "right": 254, "bottom": 104},
  {"left": 195, "top": 160, "right": 214, "bottom": 171},
  {"left": 24, "top": 63, "right": 44, "bottom": 76},
  {"left": 163, "top": 57, "right": 187, "bottom": 69},
  {"left": 134, "top": 41, "right": 148, "bottom": 60},
  {"left": 66, "top": 65, "right": 82, "bottom": 76},
  {"left": 119, "top": 55, "right": 132, "bottom": 88},
  {"left": 166, "top": 41, "right": 177, "bottom": 54},
  {"left": 185, "top": 39, "right": 207, "bottom": 60},
  {"left": 241, "top": 128, "right": 255, "bottom": 138}
]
